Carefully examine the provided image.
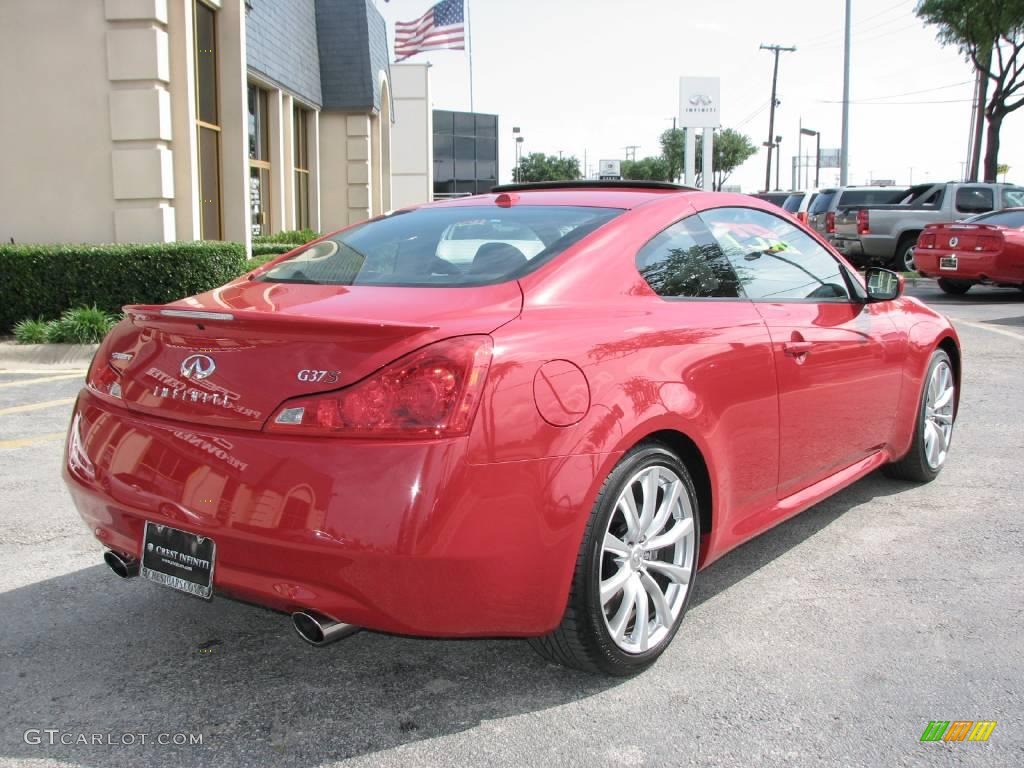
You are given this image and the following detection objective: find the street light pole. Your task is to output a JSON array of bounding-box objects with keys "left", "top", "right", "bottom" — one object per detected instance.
[
  {"left": 800, "top": 126, "right": 820, "bottom": 189},
  {"left": 840, "top": 0, "right": 852, "bottom": 185}
]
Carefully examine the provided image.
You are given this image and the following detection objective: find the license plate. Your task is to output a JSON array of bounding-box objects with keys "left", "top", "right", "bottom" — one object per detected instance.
[
  {"left": 940, "top": 255, "right": 958, "bottom": 270},
  {"left": 141, "top": 522, "right": 216, "bottom": 599}
]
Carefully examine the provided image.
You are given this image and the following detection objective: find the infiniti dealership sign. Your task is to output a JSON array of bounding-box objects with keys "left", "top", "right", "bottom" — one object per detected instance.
[{"left": 679, "top": 77, "right": 721, "bottom": 129}]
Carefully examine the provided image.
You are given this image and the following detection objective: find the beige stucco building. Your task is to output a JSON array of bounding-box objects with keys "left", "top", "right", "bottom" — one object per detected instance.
[{"left": 0, "top": 0, "right": 432, "bottom": 247}]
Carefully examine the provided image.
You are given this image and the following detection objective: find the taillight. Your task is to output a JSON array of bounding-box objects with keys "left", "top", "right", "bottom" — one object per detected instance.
[
  {"left": 974, "top": 233, "right": 1002, "bottom": 252},
  {"left": 267, "top": 336, "right": 493, "bottom": 438},
  {"left": 918, "top": 231, "right": 936, "bottom": 249},
  {"left": 796, "top": 211, "right": 808, "bottom": 224},
  {"left": 86, "top": 357, "right": 123, "bottom": 401},
  {"left": 825, "top": 212, "right": 836, "bottom": 234},
  {"left": 856, "top": 209, "right": 870, "bottom": 235}
]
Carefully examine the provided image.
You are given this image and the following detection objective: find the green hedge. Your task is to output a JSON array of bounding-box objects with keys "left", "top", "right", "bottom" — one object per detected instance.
[
  {"left": 251, "top": 242, "right": 298, "bottom": 257},
  {"left": 0, "top": 242, "right": 248, "bottom": 332},
  {"left": 253, "top": 229, "right": 319, "bottom": 245}
]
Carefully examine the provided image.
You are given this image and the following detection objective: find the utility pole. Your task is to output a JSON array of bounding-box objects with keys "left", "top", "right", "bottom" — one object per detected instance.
[
  {"left": 624, "top": 145, "right": 639, "bottom": 162},
  {"left": 760, "top": 44, "right": 796, "bottom": 192},
  {"left": 840, "top": 0, "right": 851, "bottom": 186}
]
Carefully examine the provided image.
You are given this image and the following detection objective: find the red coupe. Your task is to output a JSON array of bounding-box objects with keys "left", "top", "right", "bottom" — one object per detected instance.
[
  {"left": 64, "top": 182, "right": 960, "bottom": 675},
  {"left": 915, "top": 208, "right": 1024, "bottom": 294}
]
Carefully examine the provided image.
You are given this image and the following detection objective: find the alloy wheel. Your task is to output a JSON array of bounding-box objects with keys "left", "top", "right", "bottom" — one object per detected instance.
[
  {"left": 599, "top": 465, "right": 696, "bottom": 654},
  {"left": 923, "top": 360, "right": 955, "bottom": 469},
  {"left": 903, "top": 244, "right": 916, "bottom": 272}
]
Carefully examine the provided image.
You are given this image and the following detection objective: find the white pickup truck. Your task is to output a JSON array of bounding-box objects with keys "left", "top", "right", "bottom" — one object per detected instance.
[{"left": 832, "top": 182, "right": 1024, "bottom": 271}]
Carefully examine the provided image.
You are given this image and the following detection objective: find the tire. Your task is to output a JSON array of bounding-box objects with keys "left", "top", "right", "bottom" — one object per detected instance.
[
  {"left": 883, "top": 349, "right": 956, "bottom": 483},
  {"left": 937, "top": 278, "right": 972, "bottom": 295},
  {"left": 529, "top": 443, "right": 701, "bottom": 676},
  {"left": 892, "top": 233, "right": 920, "bottom": 272}
]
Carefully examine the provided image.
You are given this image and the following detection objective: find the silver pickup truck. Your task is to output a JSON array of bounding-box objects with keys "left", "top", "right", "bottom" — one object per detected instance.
[{"left": 832, "top": 182, "right": 1024, "bottom": 270}]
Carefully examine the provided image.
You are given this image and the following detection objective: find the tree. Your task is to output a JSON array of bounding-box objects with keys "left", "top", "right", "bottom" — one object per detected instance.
[
  {"left": 621, "top": 156, "right": 671, "bottom": 181},
  {"left": 514, "top": 153, "right": 582, "bottom": 183},
  {"left": 998, "top": 162, "right": 1011, "bottom": 181},
  {"left": 916, "top": 0, "right": 1024, "bottom": 182},
  {"left": 660, "top": 128, "right": 685, "bottom": 182},
  {"left": 656, "top": 128, "right": 756, "bottom": 189}
]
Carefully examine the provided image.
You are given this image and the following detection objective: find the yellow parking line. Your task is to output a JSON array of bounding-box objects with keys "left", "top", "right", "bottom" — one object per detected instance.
[
  {"left": 0, "top": 373, "right": 84, "bottom": 388},
  {"left": 0, "top": 432, "right": 67, "bottom": 449},
  {"left": 0, "top": 397, "right": 76, "bottom": 416}
]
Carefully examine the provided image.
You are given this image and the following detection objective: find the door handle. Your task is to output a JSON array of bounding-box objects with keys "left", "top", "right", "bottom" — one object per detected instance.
[{"left": 783, "top": 341, "right": 813, "bottom": 357}]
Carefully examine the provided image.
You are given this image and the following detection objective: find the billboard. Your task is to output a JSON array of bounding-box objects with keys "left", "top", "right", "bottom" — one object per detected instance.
[
  {"left": 819, "top": 148, "right": 841, "bottom": 168},
  {"left": 599, "top": 159, "right": 621, "bottom": 179},
  {"left": 679, "top": 77, "right": 721, "bottom": 128}
]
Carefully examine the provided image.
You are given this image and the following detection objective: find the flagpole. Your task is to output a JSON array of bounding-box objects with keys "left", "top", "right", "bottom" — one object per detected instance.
[{"left": 466, "top": 0, "right": 474, "bottom": 112}]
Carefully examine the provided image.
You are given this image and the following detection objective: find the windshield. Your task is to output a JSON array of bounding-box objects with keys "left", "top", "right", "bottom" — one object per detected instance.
[
  {"left": 965, "top": 210, "right": 1024, "bottom": 228},
  {"left": 1002, "top": 188, "right": 1024, "bottom": 207},
  {"left": 782, "top": 194, "right": 805, "bottom": 212},
  {"left": 256, "top": 205, "right": 623, "bottom": 287}
]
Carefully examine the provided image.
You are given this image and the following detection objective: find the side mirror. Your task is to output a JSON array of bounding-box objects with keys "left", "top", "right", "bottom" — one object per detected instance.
[{"left": 864, "top": 267, "right": 903, "bottom": 302}]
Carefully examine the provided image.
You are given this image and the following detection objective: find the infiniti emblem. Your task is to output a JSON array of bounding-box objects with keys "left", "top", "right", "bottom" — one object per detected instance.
[
  {"left": 949, "top": 237, "right": 959, "bottom": 248},
  {"left": 181, "top": 354, "right": 216, "bottom": 380}
]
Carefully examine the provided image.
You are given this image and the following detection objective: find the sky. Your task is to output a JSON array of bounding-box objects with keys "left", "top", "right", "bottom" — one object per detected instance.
[{"left": 374, "top": 0, "right": 1023, "bottom": 192}]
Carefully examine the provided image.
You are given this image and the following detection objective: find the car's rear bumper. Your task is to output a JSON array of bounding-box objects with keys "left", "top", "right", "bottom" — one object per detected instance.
[
  {"left": 915, "top": 250, "right": 1024, "bottom": 284},
  {"left": 63, "top": 390, "right": 599, "bottom": 637},
  {"left": 833, "top": 235, "right": 895, "bottom": 266}
]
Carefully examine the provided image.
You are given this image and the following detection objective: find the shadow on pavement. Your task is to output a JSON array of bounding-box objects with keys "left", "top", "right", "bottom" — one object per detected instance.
[{"left": 0, "top": 470, "right": 911, "bottom": 768}]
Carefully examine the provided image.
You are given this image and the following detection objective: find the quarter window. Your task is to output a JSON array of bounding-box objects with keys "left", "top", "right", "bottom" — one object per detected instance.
[
  {"left": 700, "top": 207, "right": 851, "bottom": 301},
  {"left": 636, "top": 216, "right": 743, "bottom": 299}
]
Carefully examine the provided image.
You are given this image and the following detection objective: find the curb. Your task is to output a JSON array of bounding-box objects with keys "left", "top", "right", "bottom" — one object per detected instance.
[{"left": 0, "top": 342, "right": 98, "bottom": 369}]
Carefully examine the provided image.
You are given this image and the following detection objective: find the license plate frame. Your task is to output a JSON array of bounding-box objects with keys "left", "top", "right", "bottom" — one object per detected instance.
[
  {"left": 140, "top": 522, "right": 216, "bottom": 600},
  {"left": 939, "top": 255, "right": 958, "bottom": 271}
]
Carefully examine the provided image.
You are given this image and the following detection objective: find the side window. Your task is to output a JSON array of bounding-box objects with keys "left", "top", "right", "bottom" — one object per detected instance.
[
  {"left": 1000, "top": 187, "right": 1024, "bottom": 208},
  {"left": 635, "top": 216, "right": 743, "bottom": 299},
  {"left": 955, "top": 186, "right": 995, "bottom": 214},
  {"left": 700, "top": 207, "right": 851, "bottom": 301}
]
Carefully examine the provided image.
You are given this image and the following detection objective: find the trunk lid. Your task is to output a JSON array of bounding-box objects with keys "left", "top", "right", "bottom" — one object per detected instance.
[
  {"left": 104, "top": 280, "right": 522, "bottom": 431},
  {"left": 920, "top": 223, "right": 1004, "bottom": 254}
]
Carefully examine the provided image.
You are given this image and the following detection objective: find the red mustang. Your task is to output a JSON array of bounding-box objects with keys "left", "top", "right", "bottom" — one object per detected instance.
[
  {"left": 915, "top": 208, "right": 1024, "bottom": 294},
  {"left": 64, "top": 182, "right": 960, "bottom": 675}
]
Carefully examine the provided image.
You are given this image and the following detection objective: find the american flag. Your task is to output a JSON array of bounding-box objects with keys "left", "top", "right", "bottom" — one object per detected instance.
[{"left": 394, "top": 0, "right": 466, "bottom": 62}]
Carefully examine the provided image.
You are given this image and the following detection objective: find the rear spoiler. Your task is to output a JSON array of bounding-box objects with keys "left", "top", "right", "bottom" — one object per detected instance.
[{"left": 123, "top": 304, "right": 437, "bottom": 340}]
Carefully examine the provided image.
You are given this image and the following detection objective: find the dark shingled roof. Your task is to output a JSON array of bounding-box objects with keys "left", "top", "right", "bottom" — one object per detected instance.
[{"left": 316, "top": 0, "right": 391, "bottom": 112}]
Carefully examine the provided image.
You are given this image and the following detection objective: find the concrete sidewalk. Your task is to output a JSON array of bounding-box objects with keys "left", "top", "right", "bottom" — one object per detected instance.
[{"left": 0, "top": 342, "right": 98, "bottom": 370}]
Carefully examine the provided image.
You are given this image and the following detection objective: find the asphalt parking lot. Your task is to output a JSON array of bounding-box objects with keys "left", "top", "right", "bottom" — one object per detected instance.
[{"left": 1, "top": 283, "right": 1021, "bottom": 768}]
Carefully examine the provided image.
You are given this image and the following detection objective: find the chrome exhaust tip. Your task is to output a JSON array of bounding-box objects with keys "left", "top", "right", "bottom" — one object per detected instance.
[
  {"left": 103, "top": 550, "right": 140, "bottom": 579},
  {"left": 291, "top": 611, "right": 360, "bottom": 647}
]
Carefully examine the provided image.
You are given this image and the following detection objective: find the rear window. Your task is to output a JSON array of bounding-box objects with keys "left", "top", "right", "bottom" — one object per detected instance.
[
  {"left": 837, "top": 188, "right": 909, "bottom": 207},
  {"left": 967, "top": 210, "right": 1024, "bottom": 228},
  {"left": 782, "top": 194, "right": 804, "bottom": 212},
  {"left": 808, "top": 191, "right": 836, "bottom": 215},
  {"left": 256, "top": 205, "right": 623, "bottom": 287}
]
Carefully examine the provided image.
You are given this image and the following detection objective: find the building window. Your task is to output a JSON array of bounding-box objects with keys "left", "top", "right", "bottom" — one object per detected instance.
[
  {"left": 294, "top": 107, "right": 310, "bottom": 230},
  {"left": 248, "top": 84, "right": 271, "bottom": 237},
  {"left": 194, "top": 1, "right": 221, "bottom": 239},
  {"left": 432, "top": 110, "right": 498, "bottom": 199}
]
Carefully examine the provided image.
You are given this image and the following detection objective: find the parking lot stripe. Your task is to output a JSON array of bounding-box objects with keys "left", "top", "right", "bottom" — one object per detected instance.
[
  {"left": 0, "top": 373, "right": 84, "bottom": 388},
  {"left": 0, "top": 432, "right": 66, "bottom": 449},
  {"left": 951, "top": 318, "right": 1024, "bottom": 341},
  {"left": 0, "top": 398, "right": 76, "bottom": 417},
  {"left": 0, "top": 368, "right": 88, "bottom": 375}
]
